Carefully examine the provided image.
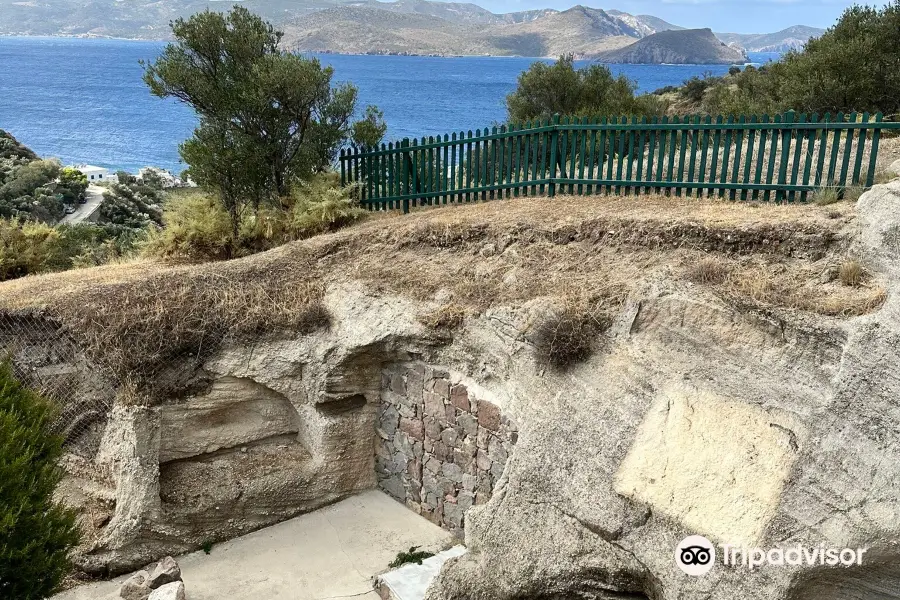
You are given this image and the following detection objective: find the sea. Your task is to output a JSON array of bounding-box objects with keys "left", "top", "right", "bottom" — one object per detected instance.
[{"left": 0, "top": 36, "right": 781, "bottom": 174}]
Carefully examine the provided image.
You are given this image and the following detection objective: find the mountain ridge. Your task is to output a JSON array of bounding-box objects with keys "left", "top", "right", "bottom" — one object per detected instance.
[{"left": 0, "top": 0, "right": 824, "bottom": 60}]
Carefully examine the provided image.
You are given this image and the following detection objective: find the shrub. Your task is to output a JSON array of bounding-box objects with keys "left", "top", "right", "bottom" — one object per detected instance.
[
  {"left": 0, "top": 219, "right": 60, "bottom": 281},
  {"left": 506, "top": 54, "right": 667, "bottom": 122},
  {"left": 146, "top": 173, "right": 367, "bottom": 262},
  {"left": 531, "top": 303, "right": 611, "bottom": 368},
  {"left": 144, "top": 191, "right": 235, "bottom": 261},
  {"left": 389, "top": 546, "right": 434, "bottom": 568},
  {"left": 0, "top": 363, "right": 80, "bottom": 599}
]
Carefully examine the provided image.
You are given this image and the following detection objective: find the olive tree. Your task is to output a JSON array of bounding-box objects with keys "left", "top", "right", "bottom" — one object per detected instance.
[{"left": 143, "top": 7, "right": 384, "bottom": 241}]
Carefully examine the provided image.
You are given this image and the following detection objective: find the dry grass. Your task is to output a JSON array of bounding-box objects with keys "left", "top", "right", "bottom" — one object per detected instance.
[
  {"left": 812, "top": 186, "right": 841, "bottom": 206},
  {"left": 686, "top": 257, "right": 730, "bottom": 285},
  {"left": 839, "top": 260, "right": 867, "bottom": 287},
  {"left": 417, "top": 303, "right": 467, "bottom": 330},
  {"left": 0, "top": 193, "right": 881, "bottom": 386}
]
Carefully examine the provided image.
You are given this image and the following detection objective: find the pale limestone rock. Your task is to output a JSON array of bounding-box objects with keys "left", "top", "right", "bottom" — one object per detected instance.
[
  {"left": 119, "top": 570, "right": 150, "bottom": 600},
  {"left": 147, "top": 556, "right": 181, "bottom": 589},
  {"left": 147, "top": 581, "right": 185, "bottom": 600}
]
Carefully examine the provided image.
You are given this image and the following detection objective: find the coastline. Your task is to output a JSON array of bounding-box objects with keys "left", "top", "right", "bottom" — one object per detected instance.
[{"left": 0, "top": 35, "right": 757, "bottom": 64}]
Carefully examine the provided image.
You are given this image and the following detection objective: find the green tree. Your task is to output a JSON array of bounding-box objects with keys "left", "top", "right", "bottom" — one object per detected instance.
[
  {"left": 506, "top": 54, "right": 667, "bottom": 122},
  {"left": 179, "top": 118, "right": 269, "bottom": 245},
  {"left": 350, "top": 106, "right": 388, "bottom": 149},
  {"left": 142, "top": 7, "right": 382, "bottom": 201},
  {"left": 0, "top": 363, "right": 80, "bottom": 599},
  {"left": 58, "top": 167, "right": 88, "bottom": 204}
]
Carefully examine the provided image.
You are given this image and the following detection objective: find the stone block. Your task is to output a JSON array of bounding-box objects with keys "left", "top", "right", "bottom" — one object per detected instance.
[
  {"left": 424, "top": 391, "right": 444, "bottom": 419},
  {"left": 441, "top": 462, "right": 464, "bottom": 483},
  {"left": 476, "top": 449, "right": 492, "bottom": 472},
  {"left": 432, "top": 441, "right": 450, "bottom": 462},
  {"left": 487, "top": 436, "right": 508, "bottom": 463},
  {"left": 378, "top": 405, "right": 400, "bottom": 436},
  {"left": 490, "top": 460, "right": 505, "bottom": 483},
  {"left": 477, "top": 400, "right": 501, "bottom": 432},
  {"left": 457, "top": 413, "right": 478, "bottom": 438},
  {"left": 424, "top": 417, "right": 443, "bottom": 441},
  {"left": 449, "top": 384, "right": 470, "bottom": 412},
  {"left": 405, "top": 367, "right": 424, "bottom": 402},
  {"left": 441, "top": 428, "right": 459, "bottom": 447},
  {"left": 476, "top": 427, "right": 491, "bottom": 450},
  {"left": 443, "top": 503, "right": 464, "bottom": 528},
  {"left": 461, "top": 474, "right": 477, "bottom": 492},
  {"left": 425, "top": 456, "right": 442, "bottom": 473},
  {"left": 433, "top": 378, "right": 451, "bottom": 400},
  {"left": 390, "top": 372, "right": 405, "bottom": 395},
  {"left": 400, "top": 417, "right": 424, "bottom": 441},
  {"left": 457, "top": 491, "right": 475, "bottom": 512}
]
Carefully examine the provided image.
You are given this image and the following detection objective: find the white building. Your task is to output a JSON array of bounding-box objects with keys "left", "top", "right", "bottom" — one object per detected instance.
[{"left": 70, "top": 164, "right": 113, "bottom": 183}]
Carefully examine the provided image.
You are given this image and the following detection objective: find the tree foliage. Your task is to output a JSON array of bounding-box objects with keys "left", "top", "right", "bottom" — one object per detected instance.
[
  {"left": 698, "top": 1, "right": 900, "bottom": 117},
  {"left": 142, "top": 7, "right": 383, "bottom": 245},
  {"left": 99, "top": 172, "right": 164, "bottom": 229},
  {"left": 0, "top": 363, "right": 80, "bottom": 599},
  {"left": 506, "top": 54, "right": 667, "bottom": 122}
]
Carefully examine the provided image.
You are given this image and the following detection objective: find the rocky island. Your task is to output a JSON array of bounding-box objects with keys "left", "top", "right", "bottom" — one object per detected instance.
[{"left": 596, "top": 27, "right": 750, "bottom": 64}]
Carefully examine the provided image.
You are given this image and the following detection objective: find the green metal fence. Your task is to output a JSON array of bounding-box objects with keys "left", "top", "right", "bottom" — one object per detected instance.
[{"left": 340, "top": 111, "right": 900, "bottom": 213}]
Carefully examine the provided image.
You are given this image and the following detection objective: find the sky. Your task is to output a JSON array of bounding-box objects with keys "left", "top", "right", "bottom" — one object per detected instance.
[{"left": 469, "top": 0, "right": 874, "bottom": 33}]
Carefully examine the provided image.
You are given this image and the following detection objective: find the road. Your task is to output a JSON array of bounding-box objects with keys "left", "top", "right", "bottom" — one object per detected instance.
[{"left": 61, "top": 184, "right": 104, "bottom": 225}]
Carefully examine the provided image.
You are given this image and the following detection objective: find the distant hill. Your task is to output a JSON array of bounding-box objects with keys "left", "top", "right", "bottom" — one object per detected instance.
[
  {"left": 595, "top": 28, "right": 749, "bottom": 64},
  {"left": 715, "top": 25, "right": 824, "bottom": 52},
  {"left": 0, "top": 0, "right": 822, "bottom": 59},
  {"left": 281, "top": 5, "right": 651, "bottom": 57}
]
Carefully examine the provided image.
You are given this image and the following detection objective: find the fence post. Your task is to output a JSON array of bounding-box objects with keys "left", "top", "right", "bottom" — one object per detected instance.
[
  {"left": 340, "top": 148, "right": 346, "bottom": 187},
  {"left": 401, "top": 138, "right": 410, "bottom": 214},
  {"left": 548, "top": 114, "right": 560, "bottom": 197},
  {"left": 775, "top": 110, "right": 795, "bottom": 202},
  {"left": 865, "top": 113, "right": 883, "bottom": 189}
]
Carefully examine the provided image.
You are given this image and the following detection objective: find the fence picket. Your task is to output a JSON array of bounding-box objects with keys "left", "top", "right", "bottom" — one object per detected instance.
[
  {"left": 852, "top": 112, "right": 869, "bottom": 187},
  {"left": 788, "top": 113, "right": 806, "bottom": 202},
  {"left": 865, "top": 113, "right": 883, "bottom": 188},
  {"left": 675, "top": 116, "right": 689, "bottom": 197},
  {"left": 838, "top": 112, "right": 857, "bottom": 190},
  {"left": 741, "top": 115, "right": 757, "bottom": 201},
  {"left": 729, "top": 116, "right": 746, "bottom": 201}
]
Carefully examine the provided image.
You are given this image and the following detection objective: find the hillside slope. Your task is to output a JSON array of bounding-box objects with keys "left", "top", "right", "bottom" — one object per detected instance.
[
  {"left": 596, "top": 28, "right": 749, "bottom": 64},
  {"left": 281, "top": 5, "right": 639, "bottom": 57},
  {"left": 716, "top": 25, "right": 824, "bottom": 51}
]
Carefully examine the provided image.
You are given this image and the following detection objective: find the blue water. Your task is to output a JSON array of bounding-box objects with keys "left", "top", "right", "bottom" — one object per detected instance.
[{"left": 0, "top": 36, "right": 780, "bottom": 173}]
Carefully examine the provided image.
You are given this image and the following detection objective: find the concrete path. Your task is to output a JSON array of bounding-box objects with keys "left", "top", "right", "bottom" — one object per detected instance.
[
  {"left": 61, "top": 184, "right": 104, "bottom": 225},
  {"left": 54, "top": 491, "right": 452, "bottom": 600}
]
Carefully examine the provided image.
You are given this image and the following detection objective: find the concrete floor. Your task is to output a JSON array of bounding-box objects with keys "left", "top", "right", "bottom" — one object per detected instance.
[{"left": 54, "top": 491, "right": 453, "bottom": 600}]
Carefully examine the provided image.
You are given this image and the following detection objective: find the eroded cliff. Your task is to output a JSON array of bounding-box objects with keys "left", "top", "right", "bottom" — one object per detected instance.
[{"left": 1, "top": 187, "right": 897, "bottom": 599}]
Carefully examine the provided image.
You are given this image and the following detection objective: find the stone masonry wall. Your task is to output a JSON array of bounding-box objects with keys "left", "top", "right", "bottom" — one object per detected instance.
[{"left": 376, "top": 363, "right": 517, "bottom": 531}]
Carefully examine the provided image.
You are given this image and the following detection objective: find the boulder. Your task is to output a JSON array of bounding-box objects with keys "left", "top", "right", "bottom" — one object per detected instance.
[
  {"left": 148, "top": 556, "right": 181, "bottom": 589},
  {"left": 119, "top": 570, "right": 151, "bottom": 600},
  {"left": 148, "top": 581, "right": 185, "bottom": 600}
]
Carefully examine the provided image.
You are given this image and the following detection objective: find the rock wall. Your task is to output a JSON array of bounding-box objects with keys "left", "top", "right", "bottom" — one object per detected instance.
[{"left": 376, "top": 363, "right": 517, "bottom": 531}]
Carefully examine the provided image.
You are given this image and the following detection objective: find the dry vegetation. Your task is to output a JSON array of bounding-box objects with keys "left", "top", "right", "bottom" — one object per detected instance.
[{"left": 0, "top": 192, "right": 886, "bottom": 381}]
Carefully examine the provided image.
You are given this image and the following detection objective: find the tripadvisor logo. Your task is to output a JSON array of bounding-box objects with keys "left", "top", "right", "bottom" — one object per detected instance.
[
  {"left": 675, "top": 535, "right": 869, "bottom": 576},
  {"left": 675, "top": 535, "right": 716, "bottom": 576}
]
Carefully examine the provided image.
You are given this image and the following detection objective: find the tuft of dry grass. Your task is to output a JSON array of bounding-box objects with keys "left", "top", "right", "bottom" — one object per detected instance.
[
  {"left": 812, "top": 186, "right": 841, "bottom": 206},
  {"left": 685, "top": 257, "right": 730, "bottom": 285},
  {"left": 417, "top": 303, "right": 467, "bottom": 330},
  {"left": 842, "top": 186, "right": 866, "bottom": 202},
  {"left": 839, "top": 260, "right": 867, "bottom": 287},
  {"left": 874, "top": 170, "right": 898, "bottom": 185}
]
